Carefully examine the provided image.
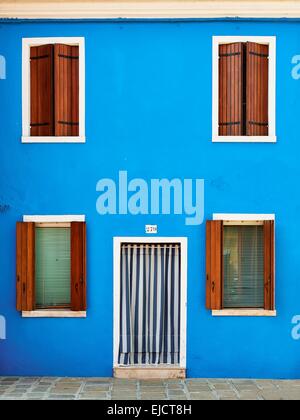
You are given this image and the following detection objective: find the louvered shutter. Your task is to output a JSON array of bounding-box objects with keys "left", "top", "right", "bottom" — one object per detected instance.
[
  {"left": 206, "top": 220, "right": 223, "bottom": 310},
  {"left": 71, "top": 222, "right": 87, "bottom": 311},
  {"left": 219, "top": 43, "right": 244, "bottom": 136},
  {"left": 16, "top": 222, "right": 35, "bottom": 311},
  {"left": 30, "top": 45, "right": 54, "bottom": 136},
  {"left": 264, "top": 220, "right": 275, "bottom": 310},
  {"left": 246, "top": 42, "right": 269, "bottom": 136},
  {"left": 54, "top": 44, "right": 79, "bottom": 137}
]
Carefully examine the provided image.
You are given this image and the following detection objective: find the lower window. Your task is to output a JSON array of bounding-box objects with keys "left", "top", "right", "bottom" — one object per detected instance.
[
  {"left": 16, "top": 219, "right": 86, "bottom": 313},
  {"left": 206, "top": 218, "right": 275, "bottom": 312}
]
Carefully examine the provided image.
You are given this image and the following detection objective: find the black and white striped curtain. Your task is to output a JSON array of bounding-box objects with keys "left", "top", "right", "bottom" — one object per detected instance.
[{"left": 118, "top": 243, "right": 181, "bottom": 366}]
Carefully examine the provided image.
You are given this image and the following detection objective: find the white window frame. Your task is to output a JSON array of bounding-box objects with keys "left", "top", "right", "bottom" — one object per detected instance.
[
  {"left": 212, "top": 36, "right": 276, "bottom": 143},
  {"left": 22, "top": 37, "right": 85, "bottom": 144},
  {"left": 113, "top": 237, "right": 187, "bottom": 370},
  {"left": 212, "top": 213, "right": 276, "bottom": 317},
  {"left": 21, "top": 214, "right": 86, "bottom": 318}
]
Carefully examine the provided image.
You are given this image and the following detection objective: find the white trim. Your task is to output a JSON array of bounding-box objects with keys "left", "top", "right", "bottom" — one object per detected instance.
[
  {"left": 23, "top": 215, "right": 85, "bottom": 223},
  {"left": 213, "top": 136, "right": 277, "bottom": 143},
  {"left": 22, "top": 136, "right": 86, "bottom": 144},
  {"left": 212, "top": 36, "right": 276, "bottom": 143},
  {"left": 113, "top": 237, "right": 187, "bottom": 370},
  {"left": 212, "top": 310, "right": 277, "bottom": 317},
  {"left": 22, "top": 310, "right": 86, "bottom": 318},
  {"left": 2, "top": 2, "right": 300, "bottom": 19},
  {"left": 213, "top": 213, "right": 275, "bottom": 221},
  {"left": 22, "top": 37, "right": 85, "bottom": 144}
]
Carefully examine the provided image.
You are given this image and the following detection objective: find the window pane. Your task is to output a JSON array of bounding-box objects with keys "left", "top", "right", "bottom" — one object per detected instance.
[
  {"left": 35, "top": 227, "right": 71, "bottom": 308},
  {"left": 223, "top": 225, "right": 264, "bottom": 308}
]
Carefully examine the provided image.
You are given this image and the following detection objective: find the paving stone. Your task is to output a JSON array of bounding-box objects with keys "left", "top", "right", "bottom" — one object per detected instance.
[
  {"left": 141, "top": 395, "right": 167, "bottom": 400},
  {"left": 26, "top": 393, "right": 47, "bottom": 399},
  {"left": 187, "top": 385, "right": 212, "bottom": 392},
  {"left": 30, "top": 386, "right": 51, "bottom": 392},
  {"left": 0, "top": 377, "right": 298, "bottom": 400},
  {"left": 168, "top": 390, "right": 187, "bottom": 396},
  {"left": 189, "top": 392, "right": 216, "bottom": 400},
  {"left": 84, "top": 385, "right": 110, "bottom": 391}
]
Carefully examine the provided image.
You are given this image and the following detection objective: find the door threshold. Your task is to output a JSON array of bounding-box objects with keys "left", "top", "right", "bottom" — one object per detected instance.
[{"left": 114, "top": 366, "right": 186, "bottom": 380}]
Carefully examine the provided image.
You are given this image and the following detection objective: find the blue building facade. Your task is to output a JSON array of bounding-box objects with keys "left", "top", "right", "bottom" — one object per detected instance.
[{"left": 0, "top": 16, "right": 300, "bottom": 379}]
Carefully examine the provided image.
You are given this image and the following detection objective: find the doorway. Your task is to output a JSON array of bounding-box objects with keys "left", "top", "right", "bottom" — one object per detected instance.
[{"left": 113, "top": 237, "right": 187, "bottom": 378}]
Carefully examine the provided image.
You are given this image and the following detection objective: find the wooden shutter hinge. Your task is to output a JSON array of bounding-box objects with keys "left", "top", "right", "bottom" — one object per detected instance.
[
  {"left": 249, "top": 51, "right": 269, "bottom": 58},
  {"left": 219, "top": 52, "right": 241, "bottom": 58}
]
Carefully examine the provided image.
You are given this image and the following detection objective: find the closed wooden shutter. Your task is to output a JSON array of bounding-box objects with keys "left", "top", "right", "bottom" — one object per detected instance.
[
  {"left": 206, "top": 220, "right": 223, "bottom": 310},
  {"left": 264, "top": 220, "right": 275, "bottom": 310},
  {"left": 246, "top": 42, "right": 269, "bottom": 136},
  {"left": 71, "top": 222, "right": 86, "bottom": 311},
  {"left": 219, "top": 43, "right": 244, "bottom": 136},
  {"left": 16, "top": 222, "right": 35, "bottom": 311},
  {"left": 54, "top": 44, "right": 79, "bottom": 137},
  {"left": 30, "top": 45, "right": 54, "bottom": 136}
]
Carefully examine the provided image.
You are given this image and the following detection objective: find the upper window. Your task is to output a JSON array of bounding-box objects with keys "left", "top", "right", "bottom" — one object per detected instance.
[
  {"left": 212, "top": 37, "right": 276, "bottom": 143},
  {"left": 22, "top": 38, "right": 85, "bottom": 143},
  {"left": 206, "top": 215, "right": 275, "bottom": 315},
  {"left": 16, "top": 216, "right": 86, "bottom": 317}
]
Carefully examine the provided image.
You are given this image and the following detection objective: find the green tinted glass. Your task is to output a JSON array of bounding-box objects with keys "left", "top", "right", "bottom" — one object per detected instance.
[
  {"left": 35, "top": 227, "right": 71, "bottom": 308},
  {"left": 223, "top": 225, "right": 264, "bottom": 308}
]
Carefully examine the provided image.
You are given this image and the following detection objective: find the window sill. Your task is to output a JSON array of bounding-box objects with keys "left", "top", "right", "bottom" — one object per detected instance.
[
  {"left": 22, "top": 310, "right": 87, "bottom": 318},
  {"left": 21, "top": 136, "right": 86, "bottom": 144},
  {"left": 212, "top": 136, "right": 277, "bottom": 143},
  {"left": 212, "top": 309, "right": 277, "bottom": 317}
]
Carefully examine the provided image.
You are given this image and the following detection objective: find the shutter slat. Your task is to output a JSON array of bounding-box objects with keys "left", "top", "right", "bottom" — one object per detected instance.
[
  {"left": 219, "top": 43, "right": 243, "bottom": 136},
  {"left": 54, "top": 44, "right": 79, "bottom": 137},
  {"left": 246, "top": 42, "right": 269, "bottom": 136},
  {"left": 206, "top": 220, "right": 223, "bottom": 310},
  {"left": 30, "top": 45, "right": 54, "bottom": 136},
  {"left": 16, "top": 222, "right": 35, "bottom": 311},
  {"left": 264, "top": 220, "right": 275, "bottom": 310},
  {"left": 71, "top": 222, "right": 86, "bottom": 311}
]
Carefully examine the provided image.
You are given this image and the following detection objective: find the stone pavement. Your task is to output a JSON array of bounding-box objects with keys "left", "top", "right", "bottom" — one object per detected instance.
[{"left": 0, "top": 377, "right": 299, "bottom": 400}]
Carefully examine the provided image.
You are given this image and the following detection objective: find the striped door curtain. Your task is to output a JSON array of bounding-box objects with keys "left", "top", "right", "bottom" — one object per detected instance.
[{"left": 118, "top": 243, "right": 181, "bottom": 366}]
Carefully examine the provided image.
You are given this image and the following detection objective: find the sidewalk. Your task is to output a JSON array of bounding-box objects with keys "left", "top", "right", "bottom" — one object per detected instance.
[{"left": 0, "top": 377, "right": 299, "bottom": 400}]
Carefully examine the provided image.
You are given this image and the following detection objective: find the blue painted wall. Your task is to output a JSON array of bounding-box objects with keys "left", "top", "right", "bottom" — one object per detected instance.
[{"left": 0, "top": 19, "right": 300, "bottom": 378}]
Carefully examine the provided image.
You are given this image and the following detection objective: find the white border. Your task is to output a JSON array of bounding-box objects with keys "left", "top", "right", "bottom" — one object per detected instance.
[
  {"left": 213, "top": 213, "right": 275, "bottom": 221},
  {"left": 212, "top": 213, "right": 276, "bottom": 317},
  {"left": 212, "top": 36, "right": 276, "bottom": 143},
  {"left": 22, "top": 214, "right": 86, "bottom": 318},
  {"left": 212, "top": 309, "right": 276, "bottom": 317},
  {"left": 113, "top": 237, "right": 187, "bottom": 369},
  {"left": 22, "top": 37, "right": 85, "bottom": 144},
  {"left": 22, "top": 310, "right": 86, "bottom": 318},
  {"left": 2, "top": 1, "right": 300, "bottom": 19},
  {"left": 23, "top": 215, "right": 85, "bottom": 223}
]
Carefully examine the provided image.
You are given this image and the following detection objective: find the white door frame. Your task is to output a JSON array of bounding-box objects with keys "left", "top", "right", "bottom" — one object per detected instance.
[{"left": 113, "top": 237, "right": 187, "bottom": 369}]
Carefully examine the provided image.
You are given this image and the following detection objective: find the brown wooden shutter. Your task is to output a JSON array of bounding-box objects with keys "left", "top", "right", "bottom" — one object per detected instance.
[
  {"left": 30, "top": 45, "right": 54, "bottom": 136},
  {"left": 219, "top": 43, "right": 244, "bottom": 136},
  {"left": 16, "top": 222, "right": 35, "bottom": 311},
  {"left": 264, "top": 220, "right": 275, "bottom": 310},
  {"left": 246, "top": 42, "right": 269, "bottom": 136},
  {"left": 54, "top": 44, "right": 79, "bottom": 137},
  {"left": 71, "top": 222, "right": 86, "bottom": 311},
  {"left": 206, "top": 220, "right": 223, "bottom": 310}
]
